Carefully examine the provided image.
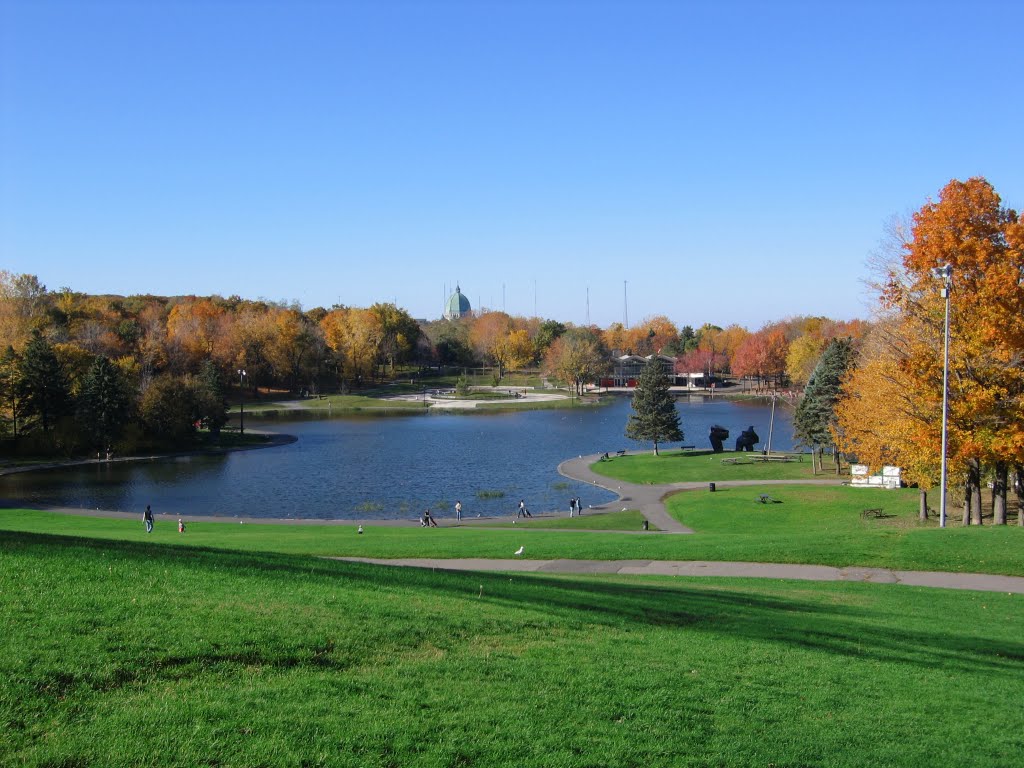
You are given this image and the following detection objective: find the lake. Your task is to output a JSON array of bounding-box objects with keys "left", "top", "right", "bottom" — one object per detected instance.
[{"left": 1, "top": 396, "right": 794, "bottom": 520}]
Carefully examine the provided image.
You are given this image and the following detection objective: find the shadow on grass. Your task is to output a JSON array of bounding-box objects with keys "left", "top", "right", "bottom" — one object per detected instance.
[{"left": 6, "top": 531, "right": 1023, "bottom": 679}]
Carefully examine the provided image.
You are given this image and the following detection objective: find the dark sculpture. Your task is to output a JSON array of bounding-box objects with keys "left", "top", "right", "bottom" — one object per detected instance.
[
  {"left": 735, "top": 426, "right": 760, "bottom": 452},
  {"left": 709, "top": 425, "right": 729, "bottom": 453}
]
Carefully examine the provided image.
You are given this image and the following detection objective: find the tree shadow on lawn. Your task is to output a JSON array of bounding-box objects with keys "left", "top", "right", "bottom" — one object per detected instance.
[{"left": 7, "top": 531, "right": 1023, "bottom": 678}]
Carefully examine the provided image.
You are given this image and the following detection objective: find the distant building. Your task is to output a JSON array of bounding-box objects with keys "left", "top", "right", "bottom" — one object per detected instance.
[
  {"left": 444, "top": 285, "right": 472, "bottom": 320},
  {"left": 601, "top": 354, "right": 677, "bottom": 387}
]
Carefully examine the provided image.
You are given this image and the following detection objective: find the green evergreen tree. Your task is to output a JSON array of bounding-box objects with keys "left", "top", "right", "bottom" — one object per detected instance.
[
  {"left": 77, "top": 355, "right": 131, "bottom": 450},
  {"left": 626, "top": 357, "right": 683, "bottom": 455},
  {"left": 19, "top": 330, "right": 71, "bottom": 434},
  {"left": 197, "top": 360, "right": 229, "bottom": 437},
  {"left": 793, "top": 338, "right": 856, "bottom": 468}
]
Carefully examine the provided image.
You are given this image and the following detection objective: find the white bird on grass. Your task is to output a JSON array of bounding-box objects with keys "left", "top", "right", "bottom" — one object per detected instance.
[{"left": 514, "top": 546, "right": 525, "bottom": 556}]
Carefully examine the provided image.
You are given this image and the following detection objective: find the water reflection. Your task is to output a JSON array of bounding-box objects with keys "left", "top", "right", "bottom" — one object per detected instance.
[{"left": 1, "top": 397, "right": 793, "bottom": 520}]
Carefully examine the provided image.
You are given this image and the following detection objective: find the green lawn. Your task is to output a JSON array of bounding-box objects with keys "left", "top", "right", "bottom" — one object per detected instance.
[
  {"left": 591, "top": 449, "right": 828, "bottom": 483},
  {"left": 2, "top": 530, "right": 1022, "bottom": 767},
  {"left": 466, "top": 509, "right": 655, "bottom": 530},
  {"left": 3, "top": 498, "right": 1023, "bottom": 575}
]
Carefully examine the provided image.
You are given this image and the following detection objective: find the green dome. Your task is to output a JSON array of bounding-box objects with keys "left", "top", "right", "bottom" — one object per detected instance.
[{"left": 444, "top": 285, "right": 472, "bottom": 320}]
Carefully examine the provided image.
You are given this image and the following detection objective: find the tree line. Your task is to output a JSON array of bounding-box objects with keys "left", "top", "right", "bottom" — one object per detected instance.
[{"left": 0, "top": 273, "right": 865, "bottom": 457}]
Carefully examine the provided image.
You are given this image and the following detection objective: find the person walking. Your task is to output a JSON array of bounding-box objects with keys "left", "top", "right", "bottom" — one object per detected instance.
[
  {"left": 177, "top": 518, "right": 186, "bottom": 533},
  {"left": 518, "top": 500, "right": 526, "bottom": 518},
  {"left": 574, "top": 497, "right": 582, "bottom": 516},
  {"left": 568, "top": 498, "right": 575, "bottom": 518},
  {"left": 455, "top": 500, "right": 462, "bottom": 521},
  {"left": 143, "top": 504, "right": 154, "bottom": 533},
  {"left": 424, "top": 508, "right": 438, "bottom": 527}
]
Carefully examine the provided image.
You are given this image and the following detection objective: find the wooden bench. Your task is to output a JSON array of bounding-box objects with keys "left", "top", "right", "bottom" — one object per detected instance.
[
  {"left": 615, "top": 449, "right": 627, "bottom": 457},
  {"left": 680, "top": 445, "right": 695, "bottom": 451}
]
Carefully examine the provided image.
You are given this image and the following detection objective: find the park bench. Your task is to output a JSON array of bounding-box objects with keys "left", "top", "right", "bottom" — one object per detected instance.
[
  {"left": 615, "top": 449, "right": 627, "bottom": 457},
  {"left": 680, "top": 445, "right": 695, "bottom": 451},
  {"left": 860, "top": 508, "right": 886, "bottom": 519}
]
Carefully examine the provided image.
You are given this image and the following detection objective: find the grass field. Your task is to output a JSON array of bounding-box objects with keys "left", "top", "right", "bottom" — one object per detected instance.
[
  {"left": 467, "top": 509, "right": 655, "bottom": 530},
  {"left": 590, "top": 450, "right": 832, "bottom": 483},
  {"left": 3, "top": 490, "right": 1023, "bottom": 575},
  {"left": 3, "top": 530, "right": 1022, "bottom": 767}
]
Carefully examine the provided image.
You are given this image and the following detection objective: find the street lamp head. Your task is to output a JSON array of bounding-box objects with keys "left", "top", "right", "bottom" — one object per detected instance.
[
  {"left": 931, "top": 264, "right": 953, "bottom": 281},
  {"left": 238, "top": 369, "right": 246, "bottom": 377}
]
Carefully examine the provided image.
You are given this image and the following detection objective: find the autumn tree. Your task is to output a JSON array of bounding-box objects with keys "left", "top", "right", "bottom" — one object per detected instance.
[
  {"left": 732, "top": 325, "right": 788, "bottom": 389},
  {"left": 0, "top": 346, "right": 23, "bottom": 437},
  {"left": 626, "top": 357, "right": 682, "bottom": 455},
  {"left": 544, "top": 328, "right": 609, "bottom": 396},
  {"left": 492, "top": 328, "right": 534, "bottom": 378},
  {"left": 0, "top": 273, "right": 50, "bottom": 354},
  {"left": 837, "top": 178, "right": 1024, "bottom": 525},
  {"left": 370, "top": 303, "right": 420, "bottom": 375},
  {"left": 469, "top": 312, "right": 512, "bottom": 375}
]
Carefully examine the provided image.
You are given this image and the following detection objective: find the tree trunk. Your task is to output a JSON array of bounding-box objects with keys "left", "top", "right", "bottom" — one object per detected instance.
[
  {"left": 993, "top": 462, "right": 1008, "bottom": 525},
  {"left": 962, "top": 475, "right": 972, "bottom": 526},
  {"left": 1015, "top": 466, "right": 1024, "bottom": 526},
  {"left": 833, "top": 449, "right": 842, "bottom": 475},
  {"left": 969, "top": 458, "right": 983, "bottom": 526},
  {"left": 653, "top": 441, "right": 659, "bottom": 457},
  {"left": 919, "top": 489, "right": 928, "bottom": 521}
]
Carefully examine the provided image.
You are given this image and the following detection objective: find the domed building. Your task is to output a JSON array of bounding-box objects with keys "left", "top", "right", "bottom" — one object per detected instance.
[{"left": 444, "top": 284, "right": 472, "bottom": 320}]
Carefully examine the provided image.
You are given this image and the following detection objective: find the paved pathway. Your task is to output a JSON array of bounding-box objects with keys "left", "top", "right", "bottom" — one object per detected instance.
[
  {"left": 338, "top": 557, "right": 1024, "bottom": 594},
  {"left": 557, "top": 452, "right": 845, "bottom": 534}
]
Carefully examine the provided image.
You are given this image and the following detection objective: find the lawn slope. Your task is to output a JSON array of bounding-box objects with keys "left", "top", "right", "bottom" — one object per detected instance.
[{"left": 3, "top": 531, "right": 1023, "bottom": 767}]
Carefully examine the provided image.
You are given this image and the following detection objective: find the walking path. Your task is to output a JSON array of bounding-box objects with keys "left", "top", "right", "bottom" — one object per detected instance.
[
  {"left": 338, "top": 557, "right": 1024, "bottom": 595},
  {"left": 557, "top": 453, "right": 845, "bottom": 534}
]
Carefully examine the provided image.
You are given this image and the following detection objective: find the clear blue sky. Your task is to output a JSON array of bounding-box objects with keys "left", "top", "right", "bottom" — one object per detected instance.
[{"left": 2, "top": 0, "right": 1022, "bottom": 330}]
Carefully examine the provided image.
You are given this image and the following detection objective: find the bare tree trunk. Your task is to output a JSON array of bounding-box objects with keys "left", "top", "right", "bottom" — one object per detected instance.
[
  {"left": 919, "top": 489, "right": 928, "bottom": 521},
  {"left": 833, "top": 449, "right": 842, "bottom": 475},
  {"left": 993, "top": 461, "right": 1008, "bottom": 525},
  {"left": 969, "top": 458, "right": 983, "bottom": 526}
]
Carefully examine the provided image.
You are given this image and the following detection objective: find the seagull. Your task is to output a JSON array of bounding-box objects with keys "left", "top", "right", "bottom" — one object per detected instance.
[
  {"left": 357, "top": 525, "right": 364, "bottom": 534},
  {"left": 514, "top": 546, "right": 525, "bottom": 556}
]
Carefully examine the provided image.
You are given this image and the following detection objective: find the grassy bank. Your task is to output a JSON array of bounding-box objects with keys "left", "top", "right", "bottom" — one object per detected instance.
[
  {"left": 3, "top": 530, "right": 1022, "bottom": 767},
  {"left": 591, "top": 450, "right": 825, "bottom": 483},
  {"left": 4, "top": 493, "right": 1023, "bottom": 575}
]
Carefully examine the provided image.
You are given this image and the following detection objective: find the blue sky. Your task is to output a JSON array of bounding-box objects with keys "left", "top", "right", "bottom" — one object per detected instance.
[{"left": 2, "top": 0, "right": 1022, "bottom": 329}]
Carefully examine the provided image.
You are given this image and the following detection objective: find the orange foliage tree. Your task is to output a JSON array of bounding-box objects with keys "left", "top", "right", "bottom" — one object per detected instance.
[{"left": 836, "top": 177, "right": 1024, "bottom": 525}]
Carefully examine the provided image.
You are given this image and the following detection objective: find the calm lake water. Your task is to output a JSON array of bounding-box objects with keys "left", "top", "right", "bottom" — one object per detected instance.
[{"left": 2, "top": 396, "right": 794, "bottom": 520}]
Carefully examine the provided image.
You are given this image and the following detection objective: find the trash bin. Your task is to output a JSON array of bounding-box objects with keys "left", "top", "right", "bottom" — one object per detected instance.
[
  {"left": 709, "top": 482, "right": 716, "bottom": 492},
  {"left": 642, "top": 520, "right": 649, "bottom": 531}
]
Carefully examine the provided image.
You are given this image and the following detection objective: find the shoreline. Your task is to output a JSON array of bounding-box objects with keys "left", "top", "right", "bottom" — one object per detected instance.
[{"left": 0, "top": 430, "right": 297, "bottom": 479}]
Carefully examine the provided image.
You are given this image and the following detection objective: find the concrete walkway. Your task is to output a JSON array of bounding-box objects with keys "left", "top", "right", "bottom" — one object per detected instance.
[
  {"left": 557, "top": 453, "right": 845, "bottom": 534},
  {"left": 338, "top": 557, "right": 1024, "bottom": 595}
]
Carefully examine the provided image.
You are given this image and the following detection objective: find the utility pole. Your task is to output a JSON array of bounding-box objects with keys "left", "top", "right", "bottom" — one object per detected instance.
[{"left": 624, "top": 280, "right": 629, "bottom": 329}]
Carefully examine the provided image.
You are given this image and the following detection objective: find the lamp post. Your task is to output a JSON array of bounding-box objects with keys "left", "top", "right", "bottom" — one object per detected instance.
[
  {"left": 237, "top": 369, "right": 247, "bottom": 436},
  {"left": 931, "top": 265, "right": 953, "bottom": 527}
]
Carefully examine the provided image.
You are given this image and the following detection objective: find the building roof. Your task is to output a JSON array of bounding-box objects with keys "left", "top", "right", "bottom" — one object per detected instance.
[{"left": 444, "top": 285, "right": 472, "bottom": 319}]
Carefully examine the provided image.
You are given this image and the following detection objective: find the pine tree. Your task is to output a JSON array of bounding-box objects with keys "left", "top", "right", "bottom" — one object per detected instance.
[
  {"left": 19, "top": 330, "right": 70, "bottom": 434},
  {"left": 626, "top": 357, "right": 682, "bottom": 455},
  {"left": 794, "top": 338, "right": 856, "bottom": 470},
  {"left": 77, "top": 355, "right": 131, "bottom": 450},
  {"left": 197, "top": 360, "right": 229, "bottom": 436}
]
